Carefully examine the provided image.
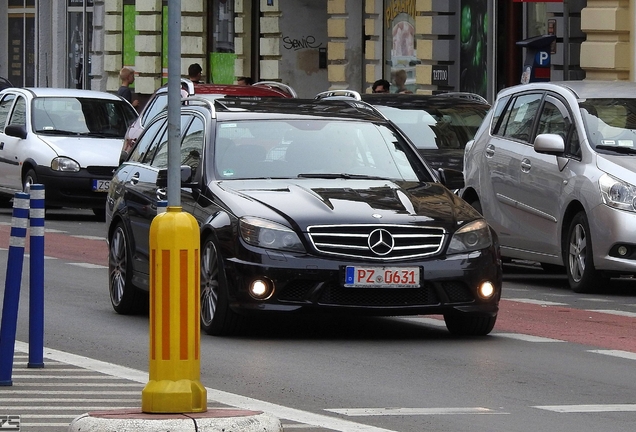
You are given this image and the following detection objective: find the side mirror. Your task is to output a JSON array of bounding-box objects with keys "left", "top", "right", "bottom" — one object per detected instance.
[
  {"left": 534, "top": 133, "right": 565, "bottom": 155},
  {"left": 5, "top": 124, "right": 27, "bottom": 139},
  {"left": 156, "top": 165, "right": 194, "bottom": 188},
  {"left": 437, "top": 168, "right": 465, "bottom": 190}
]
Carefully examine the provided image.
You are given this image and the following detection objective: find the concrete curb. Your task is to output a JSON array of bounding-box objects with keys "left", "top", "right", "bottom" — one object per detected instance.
[{"left": 68, "top": 408, "right": 283, "bottom": 431}]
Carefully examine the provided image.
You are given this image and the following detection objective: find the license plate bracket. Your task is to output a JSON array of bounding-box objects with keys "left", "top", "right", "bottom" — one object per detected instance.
[
  {"left": 92, "top": 179, "right": 110, "bottom": 192},
  {"left": 344, "top": 266, "right": 420, "bottom": 288}
]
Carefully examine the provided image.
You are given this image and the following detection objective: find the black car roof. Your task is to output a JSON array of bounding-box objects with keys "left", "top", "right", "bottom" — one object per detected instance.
[{"left": 208, "top": 98, "right": 388, "bottom": 122}]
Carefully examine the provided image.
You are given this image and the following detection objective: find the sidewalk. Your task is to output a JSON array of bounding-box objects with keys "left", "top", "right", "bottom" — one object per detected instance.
[{"left": 1, "top": 341, "right": 391, "bottom": 432}]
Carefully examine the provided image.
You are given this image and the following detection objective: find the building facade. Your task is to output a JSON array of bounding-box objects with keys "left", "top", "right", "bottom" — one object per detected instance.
[{"left": 0, "top": 0, "right": 634, "bottom": 102}]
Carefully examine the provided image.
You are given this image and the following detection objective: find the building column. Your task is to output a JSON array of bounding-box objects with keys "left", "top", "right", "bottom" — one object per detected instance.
[
  {"left": 259, "top": 0, "right": 282, "bottom": 81},
  {"left": 581, "top": 0, "right": 631, "bottom": 80}
]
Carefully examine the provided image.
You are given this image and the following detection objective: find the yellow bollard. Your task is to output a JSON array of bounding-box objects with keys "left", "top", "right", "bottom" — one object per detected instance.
[{"left": 142, "top": 206, "right": 207, "bottom": 413}]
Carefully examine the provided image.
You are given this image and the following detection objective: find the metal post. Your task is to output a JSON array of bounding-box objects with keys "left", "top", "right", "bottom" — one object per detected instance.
[
  {"left": 0, "top": 193, "right": 30, "bottom": 386},
  {"left": 28, "top": 184, "right": 45, "bottom": 369}
]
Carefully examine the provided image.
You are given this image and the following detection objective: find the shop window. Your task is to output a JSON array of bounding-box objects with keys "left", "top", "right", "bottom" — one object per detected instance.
[
  {"left": 8, "top": 0, "right": 35, "bottom": 87},
  {"left": 383, "top": 0, "right": 416, "bottom": 94},
  {"left": 67, "top": 1, "right": 93, "bottom": 89}
]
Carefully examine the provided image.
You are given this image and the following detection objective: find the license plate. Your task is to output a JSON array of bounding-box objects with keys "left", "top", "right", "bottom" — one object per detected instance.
[
  {"left": 92, "top": 179, "right": 110, "bottom": 192},
  {"left": 344, "top": 266, "right": 420, "bottom": 288}
]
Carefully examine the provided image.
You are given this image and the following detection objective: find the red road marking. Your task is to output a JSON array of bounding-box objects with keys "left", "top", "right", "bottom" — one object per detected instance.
[
  {"left": 497, "top": 299, "right": 636, "bottom": 353},
  {"left": 0, "top": 224, "right": 107, "bottom": 266}
]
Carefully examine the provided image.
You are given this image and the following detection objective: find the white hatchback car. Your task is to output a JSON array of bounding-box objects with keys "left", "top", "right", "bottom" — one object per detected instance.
[
  {"left": 462, "top": 80, "right": 636, "bottom": 293},
  {"left": 0, "top": 87, "right": 137, "bottom": 216}
]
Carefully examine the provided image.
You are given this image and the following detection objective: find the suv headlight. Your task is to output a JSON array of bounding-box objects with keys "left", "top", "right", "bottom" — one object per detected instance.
[
  {"left": 599, "top": 173, "right": 636, "bottom": 212},
  {"left": 447, "top": 219, "right": 492, "bottom": 254},
  {"left": 239, "top": 217, "right": 305, "bottom": 252},
  {"left": 51, "top": 157, "right": 80, "bottom": 172}
]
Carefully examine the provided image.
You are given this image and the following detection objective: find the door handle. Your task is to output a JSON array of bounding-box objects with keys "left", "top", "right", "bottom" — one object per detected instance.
[
  {"left": 485, "top": 144, "right": 495, "bottom": 158},
  {"left": 520, "top": 158, "right": 531, "bottom": 172},
  {"left": 129, "top": 172, "right": 140, "bottom": 185},
  {"left": 156, "top": 188, "right": 167, "bottom": 201},
  {"left": 0, "top": 142, "right": 4, "bottom": 150}
]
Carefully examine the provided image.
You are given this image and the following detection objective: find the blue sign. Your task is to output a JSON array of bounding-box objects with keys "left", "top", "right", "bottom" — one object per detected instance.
[{"left": 535, "top": 51, "right": 551, "bottom": 67}]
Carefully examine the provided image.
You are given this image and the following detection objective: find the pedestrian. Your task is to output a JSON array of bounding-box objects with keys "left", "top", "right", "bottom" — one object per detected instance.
[
  {"left": 394, "top": 69, "right": 412, "bottom": 94},
  {"left": 117, "top": 66, "right": 139, "bottom": 109},
  {"left": 237, "top": 76, "right": 254, "bottom": 85},
  {"left": 372, "top": 79, "right": 390, "bottom": 93},
  {"left": 188, "top": 63, "right": 203, "bottom": 84}
]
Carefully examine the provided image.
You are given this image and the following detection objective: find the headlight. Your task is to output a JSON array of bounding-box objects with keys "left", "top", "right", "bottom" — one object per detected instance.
[
  {"left": 599, "top": 173, "right": 636, "bottom": 212},
  {"left": 447, "top": 219, "right": 492, "bottom": 254},
  {"left": 239, "top": 217, "right": 305, "bottom": 252},
  {"left": 51, "top": 157, "right": 80, "bottom": 172}
]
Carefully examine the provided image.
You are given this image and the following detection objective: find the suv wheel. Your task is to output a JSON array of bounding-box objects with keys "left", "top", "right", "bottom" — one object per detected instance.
[
  {"left": 566, "top": 211, "right": 606, "bottom": 293},
  {"left": 443, "top": 313, "right": 496, "bottom": 336},
  {"left": 200, "top": 234, "right": 241, "bottom": 336}
]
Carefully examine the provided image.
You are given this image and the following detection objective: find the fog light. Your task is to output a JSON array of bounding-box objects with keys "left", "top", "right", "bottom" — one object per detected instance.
[
  {"left": 618, "top": 245, "right": 628, "bottom": 256},
  {"left": 478, "top": 281, "right": 495, "bottom": 299},
  {"left": 249, "top": 279, "right": 273, "bottom": 300}
]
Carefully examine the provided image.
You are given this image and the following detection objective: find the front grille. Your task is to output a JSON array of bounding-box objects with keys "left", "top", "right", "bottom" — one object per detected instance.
[
  {"left": 86, "top": 166, "right": 117, "bottom": 176},
  {"left": 308, "top": 224, "right": 445, "bottom": 260},
  {"left": 277, "top": 280, "right": 476, "bottom": 307},
  {"left": 317, "top": 282, "right": 439, "bottom": 306}
]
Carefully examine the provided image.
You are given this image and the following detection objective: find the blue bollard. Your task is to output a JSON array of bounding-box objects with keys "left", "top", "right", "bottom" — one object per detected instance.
[
  {"left": 0, "top": 192, "right": 30, "bottom": 386},
  {"left": 28, "top": 184, "right": 45, "bottom": 368}
]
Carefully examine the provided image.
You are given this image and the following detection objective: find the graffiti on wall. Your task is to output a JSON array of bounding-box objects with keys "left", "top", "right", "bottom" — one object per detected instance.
[{"left": 282, "top": 35, "right": 323, "bottom": 51}]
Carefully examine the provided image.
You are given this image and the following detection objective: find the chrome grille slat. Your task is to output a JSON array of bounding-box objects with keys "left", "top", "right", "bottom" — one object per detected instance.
[{"left": 308, "top": 224, "right": 446, "bottom": 260}]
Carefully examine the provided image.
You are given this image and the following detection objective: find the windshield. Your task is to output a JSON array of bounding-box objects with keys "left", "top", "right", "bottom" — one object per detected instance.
[
  {"left": 214, "top": 119, "right": 429, "bottom": 182},
  {"left": 374, "top": 105, "right": 488, "bottom": 150},
  {"left": 32, "top": 96, "right": 138, "bottom": 137},
  {"left": 580, "top": 99, "right": 636, "bottom": 153}
]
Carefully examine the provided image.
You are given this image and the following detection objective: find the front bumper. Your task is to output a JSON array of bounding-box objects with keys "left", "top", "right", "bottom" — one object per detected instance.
[
  {"left": 223, "top": 246, "right": 502, "bottom": 317},
  {"left": 34, "top": 165, "right": 115, "bottom": 209},
  {"left": 589, "top": 204, "right": 636, "bottom": 274}
]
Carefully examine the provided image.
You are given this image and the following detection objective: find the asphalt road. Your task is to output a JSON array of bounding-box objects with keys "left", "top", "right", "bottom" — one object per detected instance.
[{"left": 1, "top": 207, "right": 636, "bottom": 432}]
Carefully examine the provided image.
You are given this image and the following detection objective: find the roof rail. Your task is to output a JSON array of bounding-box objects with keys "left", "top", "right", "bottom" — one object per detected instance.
[
  {"left": 182, "top": 96, "right": 217, "bottom": 118},
  {"left": 253, "top": 81, "right": 298, "bottom": 98},
  {"left": 313, "top": 90, "right": 389, "bottom": 120},
  {"left": 314, "top": 89, "right": 362, "bottom": 101},
  {"left": 439, "top": 92, "right": 489, "bottom": 104}
]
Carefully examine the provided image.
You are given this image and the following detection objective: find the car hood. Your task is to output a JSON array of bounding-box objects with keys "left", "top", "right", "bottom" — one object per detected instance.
[
  {"left": 214, "top": 178, "right": 478, "bottom": 230},
  {"left": 36, "top": 134, "right": 123, "bottom": 167},
  {"left": 417, "top": 148, "right": 464, "bottom": 171}
]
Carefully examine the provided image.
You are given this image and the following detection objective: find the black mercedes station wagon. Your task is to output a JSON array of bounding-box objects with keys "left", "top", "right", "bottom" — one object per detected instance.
[{"left": 106, "top": 97, "right": 502, "bottom": 336}]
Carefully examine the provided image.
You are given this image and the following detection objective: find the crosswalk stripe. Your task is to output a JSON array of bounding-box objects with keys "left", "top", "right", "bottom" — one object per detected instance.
[
  {"left": 588, "top": 350, "right": 636, "bottom": 360},
  {"left": 534, "top": 404, "right": 636, "bottom": 413},
  {"left": 325, "top": 407, "right": 506, "bottom": 416}
]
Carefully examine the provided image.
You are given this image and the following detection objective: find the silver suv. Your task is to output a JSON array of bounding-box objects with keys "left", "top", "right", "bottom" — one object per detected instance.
[{"left": 462, "top": 80, "right": 636, "bottom": 293}]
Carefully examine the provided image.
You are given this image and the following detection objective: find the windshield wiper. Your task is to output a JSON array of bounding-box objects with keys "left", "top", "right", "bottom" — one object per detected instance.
[
  {"left": 297, "top": 173, "right": 388, "bottom": 180},
  {"left": 595, "top": 145, "right": 636, "bottom": 155},
  {"left": 79, "top": 131, "right": 122, "bottom": 138},
  {"left": 35, "top": 129, "right": 79, "bottom": 135}
]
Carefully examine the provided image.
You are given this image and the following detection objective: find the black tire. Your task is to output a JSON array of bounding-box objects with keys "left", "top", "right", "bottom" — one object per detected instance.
[
  {"left": 23, "top": 169, "right": 38, "bottom": 193},
  {"left": 443, "top": 313, "right": 497, "bottom": 336},
  {"left": 566, "top": 211, "right": 606, "bottom": 293},
  {"left": 108, "top": 222, "right": 144, "bottom": 314},
  {"left": 200, "top": 234, "right": 241, "bottom": 336}
]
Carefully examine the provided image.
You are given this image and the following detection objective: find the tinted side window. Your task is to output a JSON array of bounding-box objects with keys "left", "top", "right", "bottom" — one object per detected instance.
[
  {"left": 129, "top": 118, "right": 166, "bottom": 163},
  {"left": 490, "top": 95, "right": 511, "bottom": 134},
  {"left": 149, "top": 114, "right": 194, "bottom": 168},
  {"left": 0, "top": 94, "right": 16, "bottom": 132},
  {"left": 142, "top": 93, "right": 167, "bottom": 126},
  {"left": 536, "top": 101, "right": 567, "bottom": 139},
  {"left": 181, "top": 116, "right": 204, "bottom": 181},
  {"left": 498, "top": 93, "right": 543, "bottom": 143}
]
